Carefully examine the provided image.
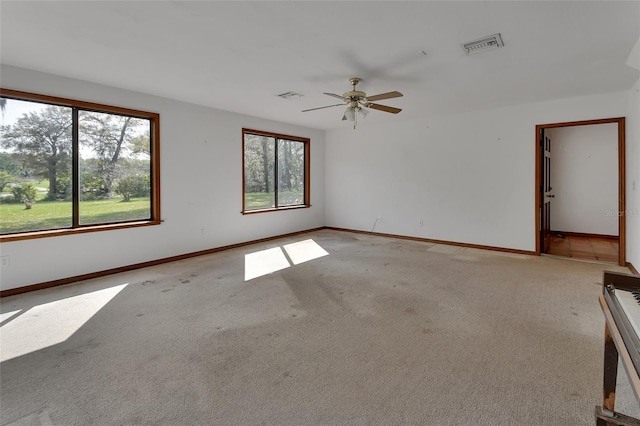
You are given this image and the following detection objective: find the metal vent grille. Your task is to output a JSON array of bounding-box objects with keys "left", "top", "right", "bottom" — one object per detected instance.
[
  {"left": 462, "top": 33, "right": 504, "bottom": 55},
  {"left": 277, "top": 91, "right": 304, "bottom": 99}
]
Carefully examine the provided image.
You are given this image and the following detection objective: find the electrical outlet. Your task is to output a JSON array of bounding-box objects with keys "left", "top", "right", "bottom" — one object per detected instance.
[{"left": 1, "top": 255, "right": 9, "bottom": 267}]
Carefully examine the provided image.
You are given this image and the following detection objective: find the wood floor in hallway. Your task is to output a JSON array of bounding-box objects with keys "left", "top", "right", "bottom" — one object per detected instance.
[{"left": 547, "top": 233, "right": 619, "bottom": 263}]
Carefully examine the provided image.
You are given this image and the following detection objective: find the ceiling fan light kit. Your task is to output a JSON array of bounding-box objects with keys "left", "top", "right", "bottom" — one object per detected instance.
[
  {"left": 344, "top": 107, "right": 356, "bottom": 122},
  {"left": 302, "top": 77, "right": 403, "bottom": 129}
]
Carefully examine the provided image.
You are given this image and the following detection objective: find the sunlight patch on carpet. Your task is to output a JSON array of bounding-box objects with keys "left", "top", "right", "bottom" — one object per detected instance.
[
  {"left": 244, "top": 247, "right": 291, "bottom": 281},
  {"left": 283, "top": 239, "right": 329, "bottom": 265},
  {"left": 245, "top": 239, "right": 329, "bottom": 281},
  {"left": 0, "top": 284, "right": 127, "bottom": 362},
  {"left": 0, "top": 309, "right": 22, "bottom": 325}
]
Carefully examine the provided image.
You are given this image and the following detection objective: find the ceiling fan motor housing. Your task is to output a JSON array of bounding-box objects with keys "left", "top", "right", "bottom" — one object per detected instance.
[{"left": 343, "top": 90, "right": 367, "bottom": 100}]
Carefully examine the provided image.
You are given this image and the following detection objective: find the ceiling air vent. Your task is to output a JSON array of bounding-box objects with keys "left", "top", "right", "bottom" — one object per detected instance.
[
  {"left": 462, "top": 33, "right": 504, "bottom": 55},
  {"left": 277, "top": 91, "right": 304, "bottom": 99}
]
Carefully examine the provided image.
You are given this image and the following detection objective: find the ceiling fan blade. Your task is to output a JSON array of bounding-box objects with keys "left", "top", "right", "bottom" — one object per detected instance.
[
  {"left": 302, "top": 103, "right": 345, "bottom": 112},
  {"left": 324, "top": 92, "right": 346, "bottom": 100},
  {"left": 365, "top": 91, "right": 403, "bottom": 102},
  {"left": 367, "top": 103, "right": 402, "bottom": 114}
]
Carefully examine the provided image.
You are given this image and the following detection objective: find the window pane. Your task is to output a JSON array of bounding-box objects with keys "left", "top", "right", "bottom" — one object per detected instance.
[
  {"left": 277, "top": 139, "right": 305, "bottom": 207},
  {"left": 0, "top": 98, "right": 73, "bottom": 234},
  {"left": 78, "top": 111, "right": 151, "bottom": 225},
  {"left": 244, "top": 134, "right": 275, "bottom": 210}
]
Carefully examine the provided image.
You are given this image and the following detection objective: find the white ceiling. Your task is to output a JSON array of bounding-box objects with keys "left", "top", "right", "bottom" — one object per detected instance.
[{"left": 1, "top": 1, "right": 639, "bottom": 130}]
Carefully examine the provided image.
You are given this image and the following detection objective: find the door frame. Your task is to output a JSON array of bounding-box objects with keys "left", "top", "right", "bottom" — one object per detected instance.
[{"left": 534, "top": 117, "right": 626, "bottom": 266}]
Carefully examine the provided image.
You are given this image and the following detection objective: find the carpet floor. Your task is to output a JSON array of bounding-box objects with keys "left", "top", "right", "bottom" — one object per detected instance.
[{"left": 1, "top": 229, "right": 638, "bottom": 425}]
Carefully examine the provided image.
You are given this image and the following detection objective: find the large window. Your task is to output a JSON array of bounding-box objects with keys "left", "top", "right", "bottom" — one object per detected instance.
[
  {"left": 0, "top": 89, "right": 160, "bottom": 240},
  {"left": 242, "top": 129, "right": 310, "bottom": 213}
]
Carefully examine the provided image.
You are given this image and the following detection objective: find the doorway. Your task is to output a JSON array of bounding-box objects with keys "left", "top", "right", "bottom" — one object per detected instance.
[{"left": 535, "top": 117, "right": 626, "bottom": 266}]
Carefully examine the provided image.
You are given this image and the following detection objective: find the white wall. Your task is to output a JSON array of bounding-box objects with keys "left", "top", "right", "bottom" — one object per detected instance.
[
  {"left": 548, "top": 124, "right": 619, "bottom": 236},
  {"left": 627, "top": 76, "right": 640, "bottom": 270},
  {"left": 2, "top": 65, "right": 637, "bottom": 291},
  {"left": 325, "top": 91, "right": 629, "bottom": 252},
  {"left": 0, "top": 65, "right": 325, "bottom": 291}
]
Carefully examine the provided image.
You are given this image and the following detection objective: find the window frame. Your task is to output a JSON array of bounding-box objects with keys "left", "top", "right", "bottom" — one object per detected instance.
[
  {"left": 0, "top": 88, "right": 161, "bottom": 242},
  {"left": 242, "top": 128, "right": 310, "bottom": 214}
]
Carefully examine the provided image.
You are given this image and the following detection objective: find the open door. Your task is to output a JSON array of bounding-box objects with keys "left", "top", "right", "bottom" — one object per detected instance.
[
  {"left": 535, "top": 117, "right": 625, "bottom": 266},
  {"left": 540, "top": 129, "right": 553, "bottom": 253}
]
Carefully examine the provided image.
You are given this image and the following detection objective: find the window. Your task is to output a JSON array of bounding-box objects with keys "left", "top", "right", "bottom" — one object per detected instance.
[
  {"left": 242, "top": 128, "right": 310, "bottom": 213},
  {"left": 0, "top": 89, "right": 160, "bottom": 241}
]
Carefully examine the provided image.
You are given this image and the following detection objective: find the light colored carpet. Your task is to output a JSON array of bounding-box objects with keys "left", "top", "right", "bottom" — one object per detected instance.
[{"left": 0, "top": 229, "right": 637, "bottom": 425}]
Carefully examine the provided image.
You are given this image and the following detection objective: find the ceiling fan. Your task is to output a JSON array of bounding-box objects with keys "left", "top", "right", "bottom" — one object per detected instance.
[{"left": 302, "top": 78, "right": 403, "bottom": 128}]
